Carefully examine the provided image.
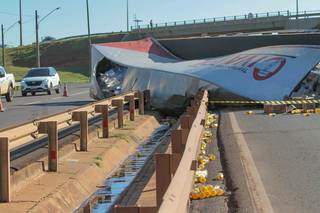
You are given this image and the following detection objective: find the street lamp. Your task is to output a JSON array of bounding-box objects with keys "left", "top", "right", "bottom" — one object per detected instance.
[
  {"left": 296, "top": 0, "right": 299, "bottom": 19},
  {"left": 86, "top": 0, "right": 92, "bottom": 75},
  {"left": 86, "top": 0, "right": 91, "bottom": 47},
  {"left": 35, "top": 7, "right": 61, "bottom": 67},
  {"left": 126, "top": 0, "right": 129, "bottom": 32},
  {"left": 1, "top": 21, "right": 20, "bottom": 67}
]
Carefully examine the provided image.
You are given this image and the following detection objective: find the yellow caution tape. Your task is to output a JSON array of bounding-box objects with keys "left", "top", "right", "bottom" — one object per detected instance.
[{"left": 210, "top": 99, "right": 320, "bottom": 105}]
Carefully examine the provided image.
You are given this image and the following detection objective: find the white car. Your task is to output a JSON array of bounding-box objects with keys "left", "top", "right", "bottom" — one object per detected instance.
[
  {"left": 0, "top": 66, "right": 15, "bottom": 102},
  {"left": 21, "top": 67, "right": 61, "bottom": 96}
]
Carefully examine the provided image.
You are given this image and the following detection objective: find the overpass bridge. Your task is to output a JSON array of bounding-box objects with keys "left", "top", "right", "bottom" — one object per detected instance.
[{"left": 130, "top": 10, "right": 320, "bottom": 39}]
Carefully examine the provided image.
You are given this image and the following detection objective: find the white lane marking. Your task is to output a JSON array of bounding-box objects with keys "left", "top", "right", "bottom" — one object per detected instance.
[
  {"left": 229, "top": 112, "right": 274, "bottom": 213},
  {"left": 25, "top": 101, "right": 41, "bottom": 105},
  {"left": 70, "top": 90, "right": 88, "bottom": 97}
]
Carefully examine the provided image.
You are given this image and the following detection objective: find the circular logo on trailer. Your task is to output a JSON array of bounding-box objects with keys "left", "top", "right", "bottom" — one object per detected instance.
[{"left": 253, "top": 57, "right": 286, "bottom": 81}]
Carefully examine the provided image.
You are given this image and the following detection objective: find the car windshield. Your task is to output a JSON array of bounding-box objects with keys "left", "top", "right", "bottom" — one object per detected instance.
[{"left": 25, "top": 68, "right": 50, "bottom": 77}]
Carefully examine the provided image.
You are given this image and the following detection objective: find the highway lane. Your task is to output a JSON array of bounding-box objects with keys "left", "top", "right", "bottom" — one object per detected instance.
[
  {"left": 0, "top": 83, "right": 93, "bottom": 130},
  {"left": 219, "top": 109, "right": 320, "bottom": 213}
]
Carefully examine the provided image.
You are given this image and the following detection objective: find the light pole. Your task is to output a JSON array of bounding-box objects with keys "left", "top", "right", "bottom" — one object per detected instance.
[
  {"left": 296, "top": 0, "right": 299, "bottom": 19},
  {"left": 86, "top": 0, "right": 91, "bottom": 47},
  {"left": 35, "top": 7, "right": 61, "bottom": 67},
  {"left": 1, "top": 24, "right": 4, "bottom": 67},
  {"left": 1, "top": 21, "right": 20, "bottom": 68},
  {"left": 86, "top": 0, "right": 92, "bottom": 75},
  {"left": 19, "top": 0, "right": 23, "bottom": 46},
  {"left": 126, "top": 0, "right": 129, "bottom": 32}
]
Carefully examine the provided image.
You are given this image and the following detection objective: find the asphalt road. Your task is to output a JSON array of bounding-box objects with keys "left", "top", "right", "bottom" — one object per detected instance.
[
  {"left": 0, "top": 83, "right": 93, "bottom": 130},
  {"left": 219, "top": 109, "right": 320, "bottom": 213}
]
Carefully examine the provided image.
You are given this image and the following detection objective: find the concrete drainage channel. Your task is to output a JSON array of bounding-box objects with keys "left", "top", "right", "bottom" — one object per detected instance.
[{"left": 75, "top": 124, "right": 171, "bottom": 213}]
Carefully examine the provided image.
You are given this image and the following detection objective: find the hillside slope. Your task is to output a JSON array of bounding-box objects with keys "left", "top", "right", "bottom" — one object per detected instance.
[{"left": 1, "top": 33, "right": 126, "bottom": 82}]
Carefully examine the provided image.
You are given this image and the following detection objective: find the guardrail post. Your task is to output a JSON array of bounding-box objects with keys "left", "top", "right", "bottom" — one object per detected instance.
[
  {"left": 125, "top": 95, "right": 135, "bottom": 121},
  {"left": 95, "top": 105, "right": 109, "bottom": 138},
  {"left": 156, "top": 154, "right": 172, "bottom": 208},
  {"left": 143, "top": 90, "right": 151, "bottom": 111},
  {"left": 180, "top": 115, "right": 192, "bottom": 130},
  {"left": 171, "top": 129, "right": 188, "bottom": 154},
  {"left": 0, "top": 137, "right": 10, "bottom": 202},
  {"left": 38, "top": 121, "right": 58, "bottom": 172},
  {"left": 83, "top": 202, "right": 91, "bottom": 213},
  {"left": 112, "top": 99, "right": 124, "bottom": 128},
  {"left": 72, "top": 111, "right": 88, "bottom": 151},
  {"left": 135, "top": 91, "right": 145, "bottom": 115}
]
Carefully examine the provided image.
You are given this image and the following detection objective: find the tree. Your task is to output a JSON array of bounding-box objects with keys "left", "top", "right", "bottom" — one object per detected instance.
[{"left": 41, "top": 36, "right": 56, "bottom": 43}]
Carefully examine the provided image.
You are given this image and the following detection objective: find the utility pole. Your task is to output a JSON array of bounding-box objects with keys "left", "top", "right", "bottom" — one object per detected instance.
[
  {"left": 126, "top": 0, "right": 129, "bottom": 32},
  {"left": 86, "top": 0, "right": 92, "bottom": 74},
  {"left": 86, "top": 0, "right": 91, "bottom": 46},
  {"left": 1, "top": 24, "right": 5, "bottom": 67},
  {"left": 19, "top": 0, "right": 23, "bottom": 46},
  {"left": 35, "top": 10, "right": 40, "bottom": 67},
  {"left": 34, "top": 7, "right": 60, "bottom": 68},
  {"left": 296, "top": 0, "right": 299, "bottom": 19}
]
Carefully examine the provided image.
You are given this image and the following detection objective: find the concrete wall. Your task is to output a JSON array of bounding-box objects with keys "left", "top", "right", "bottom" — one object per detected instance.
[
  {"left": 159, "top": 33, "right": 320, "bottom": 59},
  {"left": 129, "top": 16, "right": 320, "bottom": 40}
]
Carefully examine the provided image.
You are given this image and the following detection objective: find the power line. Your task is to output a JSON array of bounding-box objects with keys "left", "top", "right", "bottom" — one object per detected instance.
[{"left": 0, "top": 10, "right": 32, "bottom": 17}]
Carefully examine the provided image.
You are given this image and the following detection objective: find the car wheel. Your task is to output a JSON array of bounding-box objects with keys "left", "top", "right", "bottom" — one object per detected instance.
[
  {"left": 47, "top": 83, "right": 53, "bottom": 95},
  {"left": 55, "top": 83, "right": 60, "bottom": 94},
  {"left": 5, "top": 86, "right": 14, "bottom": 102},
  {"left": 31, "top": 92, "right": 36, "bottom": 96},
  {"left": 22, "top": 91, "right": 27, "bottom": 97}
]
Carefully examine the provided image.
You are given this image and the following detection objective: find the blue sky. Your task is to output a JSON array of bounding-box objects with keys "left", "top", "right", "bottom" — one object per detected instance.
[{"left": 1, "top": 0, "right": 319, "bottom": 46}]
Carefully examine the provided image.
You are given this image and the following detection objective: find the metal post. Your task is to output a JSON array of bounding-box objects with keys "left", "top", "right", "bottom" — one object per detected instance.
[
  {"left": 112, "top": 99, "right": 124, "bottom": 128},
  {"left": 72, "top": 111, "right": 88, "bottom": 151},
  {"left": 19, "top": 0, "right": 23, "bottom": 46},
  {"left": 38, "top": 121, "right": 58, "bottom": 172},
  {"left": 156, "top": 154, "right": 171, "bottom": 208},
  {"left": 125, "top": 95, "right": 135, "bottom": 121},
  {"left": 86, "top": 0, "right": 92, "bottom": 83},
  {"left": 296, "top": 0, "right": 299, "bottom": 19},
  {"left": 1, "top": 24, "right": 4, "bottom": 67},
  {"left": 181, "top": 115, "right": 192, "bottom": 130},
  {"left": 86, "top": 0, "right": 91, "bottom": 46},
  {"left": 171, "top": 129, "right": 188, "bottom": 154},
  {"left": 95, "top": 105, "right": 109, "bottom": 138},
  {"left": 126, "top": 0, "right": 129, "bottom": 32},
  {"left": 143, "top": 90, "right": 151, "bottom": 110},
  {"left": 135, "top": 91, "right": 144, "bottom": 115},
  {"left": 0, "top": 138, "right": 10, "bottom": 202},
  {"left": 35, "top": 10, "right": 40, "bottom": 67}
]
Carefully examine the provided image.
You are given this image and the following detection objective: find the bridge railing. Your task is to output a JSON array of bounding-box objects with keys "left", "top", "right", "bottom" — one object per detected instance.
[{"left": 131, "top": 10, "right": 320, "bottom": 31}]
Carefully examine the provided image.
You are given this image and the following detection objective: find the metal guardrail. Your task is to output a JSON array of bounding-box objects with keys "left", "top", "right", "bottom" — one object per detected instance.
[
  {"left": 113, "top": 90, "right": 208, "bottom": 213},
  {"left": 132, "top": 10, "right": 320, "bottom": 30},
  {"left": 0, "top": 91, "right": 135, "bottom": 150},
  {"left": 158, "top": 91, "right": 208, "bottom": 212}
]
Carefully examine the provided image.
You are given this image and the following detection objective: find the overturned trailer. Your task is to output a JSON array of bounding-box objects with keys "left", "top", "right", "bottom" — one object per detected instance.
[{"left": 90, "top": 37, "right": 320, "bottom": 108}]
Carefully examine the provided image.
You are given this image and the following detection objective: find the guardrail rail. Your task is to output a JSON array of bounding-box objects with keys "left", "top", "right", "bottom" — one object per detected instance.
[{"left": 0, "top": 90, "right": 150, "bottom": 202}]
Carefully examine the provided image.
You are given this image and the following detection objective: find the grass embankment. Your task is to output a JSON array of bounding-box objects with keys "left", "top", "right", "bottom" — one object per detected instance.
[
  {"left": 6, "top": 65, "right": 90, "bottom": 83},
  {"left": 0, "top": 33, "right": 126, "bottom": 83}
]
